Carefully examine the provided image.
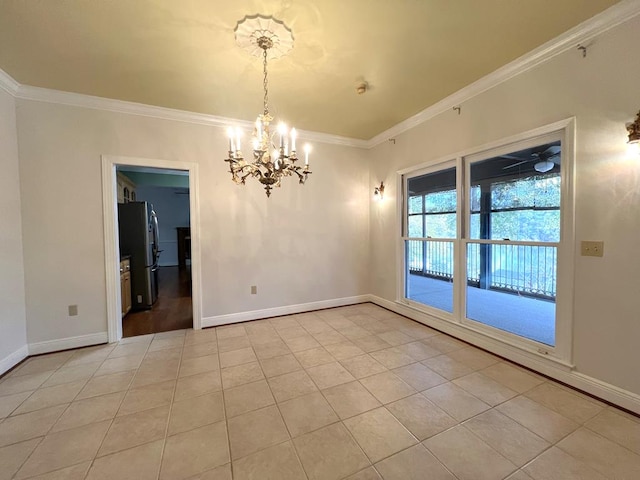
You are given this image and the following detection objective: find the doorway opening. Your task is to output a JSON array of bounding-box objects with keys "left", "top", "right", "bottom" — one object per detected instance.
[
  {"left": 116, "top": 166, "right": 192, "bottom": 337},
  {"left": 102, "top": 155, "right": 201, "bottom": 343}
]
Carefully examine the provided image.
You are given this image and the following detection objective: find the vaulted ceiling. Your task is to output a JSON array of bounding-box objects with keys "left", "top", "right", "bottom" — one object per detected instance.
[{"left": 0, "top": 0, "right": 621, "bottom": 139}]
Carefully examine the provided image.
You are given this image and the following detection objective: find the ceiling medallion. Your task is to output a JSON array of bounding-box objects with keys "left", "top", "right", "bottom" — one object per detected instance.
[{"left": 225, "top": 15, "right": 312, "bottom": 197}]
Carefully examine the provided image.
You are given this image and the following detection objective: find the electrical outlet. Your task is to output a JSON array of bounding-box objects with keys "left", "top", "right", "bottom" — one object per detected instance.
[
  {"left": 137, "top": 295, "right": 143, "bottom": 303},
  {"left": 251, "top": 285, "right": 257, "bottom": 295},
  {"left": 581, "top": 240, "right": 604, "bottom": 257},
  {"left": 68, "top": 305, "right": 78, "bottom": 316}
]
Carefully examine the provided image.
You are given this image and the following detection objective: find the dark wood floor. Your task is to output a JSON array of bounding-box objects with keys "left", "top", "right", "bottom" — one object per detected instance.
[{"left": 123, "top": 266, "right": 193, "bottom": 338}]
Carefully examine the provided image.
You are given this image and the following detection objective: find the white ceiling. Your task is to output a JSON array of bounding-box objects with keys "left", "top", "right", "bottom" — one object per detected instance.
[{"left": 0, "top": 0, "right": 621, "bottom": 139}]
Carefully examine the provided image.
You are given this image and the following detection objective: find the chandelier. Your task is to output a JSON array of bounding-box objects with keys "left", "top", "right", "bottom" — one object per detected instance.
[{"left": 225, "top": 15, "right": 312, "bottom": 197}]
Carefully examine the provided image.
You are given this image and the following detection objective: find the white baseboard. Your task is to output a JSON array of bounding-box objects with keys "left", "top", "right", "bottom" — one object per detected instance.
[
  {"left": 11, "top": 295, "right": 640, "bottom": 414},
  {"left": 0, "top": 345, "right": 29, "bottom": 376},
  {"left": 28, "top": 332, "right": 109, "bottom": 356},
  {"left": 368, "top": 295, "right": 640, "bottom": 415},
  {"left": 202, "top": 295, "right": 370, "bottom": 328}
]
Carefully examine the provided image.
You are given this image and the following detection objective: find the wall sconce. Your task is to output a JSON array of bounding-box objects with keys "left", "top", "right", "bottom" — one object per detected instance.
[
  {"left": 627, "top": 111, "right": 640, "bottom": 144},
  {"left": 627, "top": 111, "right": 640, "bottom": 155},
  {"left": 374, "top": 182, "right": 385, "bottom": 200}
]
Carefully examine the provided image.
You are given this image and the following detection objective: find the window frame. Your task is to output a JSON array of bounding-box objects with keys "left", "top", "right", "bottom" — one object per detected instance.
[
  {"left": 400, "top": 160, "right": 459, "bottom": 321},
  {"left": 397, "top": 119, "right": 576, "bottom": 366}
]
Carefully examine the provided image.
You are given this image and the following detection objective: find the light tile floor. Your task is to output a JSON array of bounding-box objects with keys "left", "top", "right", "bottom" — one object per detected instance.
[{"left": 1, "top": 303, "right": 639, "bottom": 479}]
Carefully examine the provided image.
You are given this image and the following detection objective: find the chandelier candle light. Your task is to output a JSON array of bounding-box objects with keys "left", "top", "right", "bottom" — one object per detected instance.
[{"left": 225, "top": 15, "right": 312, "bottom": 197}]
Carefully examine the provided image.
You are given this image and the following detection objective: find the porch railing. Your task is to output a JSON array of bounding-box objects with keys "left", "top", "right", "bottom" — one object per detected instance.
[{"left": 406, "top": 240, "right": 557, "bottom": 299}]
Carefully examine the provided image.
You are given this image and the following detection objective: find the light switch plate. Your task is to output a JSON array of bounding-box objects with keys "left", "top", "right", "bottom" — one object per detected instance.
[
  {"left": 581, "top": 241, "right": 604, "bottom": 257},
  {"left": 251, "top": 285, "right": 257, "bottom": 294},
  {"left": 68, "top": 305, "right": 78, "bottom": 316}
]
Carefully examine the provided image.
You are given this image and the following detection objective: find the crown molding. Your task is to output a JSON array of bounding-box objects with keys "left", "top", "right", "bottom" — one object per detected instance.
[
  {"left": 14, "top": 85, "right": 369, "bottom": 148},
  {"left": 296, "top": 129, "right": 369, "bottom": 148},
  {"left": 0, "top": 68, "right": 19, "bottom": 96},
  {"left": 16, "top": 84, "right": 235, "bottom": 127},
  {"left": 366, "top": 0, "right": 640, "bottom": 148},
  {"left": 4, "top": 0, "right": 639, "bottom": 150}
]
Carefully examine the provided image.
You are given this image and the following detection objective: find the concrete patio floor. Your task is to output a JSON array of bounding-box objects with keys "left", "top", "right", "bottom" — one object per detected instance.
[{"left": 407, "top": 274, "right": 555, "bottom": 346}]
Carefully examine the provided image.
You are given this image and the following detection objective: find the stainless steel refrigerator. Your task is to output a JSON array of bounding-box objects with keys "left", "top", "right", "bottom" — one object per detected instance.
[{"left": 118, "top": 201, "right": 160, "bottom": 310}]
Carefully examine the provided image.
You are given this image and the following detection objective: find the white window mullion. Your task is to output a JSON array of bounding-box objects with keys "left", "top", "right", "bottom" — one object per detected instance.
[
  {"left": 454, "top": 156, "right": 465, "bottom": 323},
  {"left": 398, "top": 118, "right": 575, "bottom": 366}
]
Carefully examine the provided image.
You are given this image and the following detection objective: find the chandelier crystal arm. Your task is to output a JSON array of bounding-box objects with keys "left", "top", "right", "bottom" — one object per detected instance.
[{"left": 292, "top": 166, "right": 312, "bottom": 184}]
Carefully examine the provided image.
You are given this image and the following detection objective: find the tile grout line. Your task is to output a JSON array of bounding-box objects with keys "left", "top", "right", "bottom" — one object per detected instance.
[
  {"left": 279, "top": 314, "right": 381, "bottom": 477},
  {"left": 151, "top": 333, "right": 185, "bottom": 480},
  {"left": 250, "top": 323, "right": 311, "bottom": 480},
  {"left": 7, "top": 346, "right": 117, "bottom": 478},
  {"left": 282, "top": 314, "right": 381, "bottom": 477},
  {"left": 1, "top": 357, "right": 66, "bottom": 398},
  {"left": 216, "top": 328, "right": 236, "bottom": 480},
  {"left": 302, "top": 306, "right": 635, "bottom": 477},
  {"left": 446, "top": 392, "right": 614, "bottom": 478},
  {"left": 490, "top": 391, "right": 593, "bottom": 446},
  {"left": 83, "top": 336, "right": 155, "bottom": 479},
  {"left": 558, "top": 424, "right": 640, "bottom": 465},
  {"left": 0, "top": 361, "right": 67, "bottom": 419},
  {"left": 2, "top": 305, "right": 639, "bottom": 479},
  {"left": 13, "top": 357, "right": 101, "bottom": 475},
  {"left": 325, "top": 315, "right": 501, "bottom": 475},
  {"left": 7, "top": 429, "right": 47, "bottom": 479},
  {"left": 315, "top": 326, "right": 434, "bottom": 471}
]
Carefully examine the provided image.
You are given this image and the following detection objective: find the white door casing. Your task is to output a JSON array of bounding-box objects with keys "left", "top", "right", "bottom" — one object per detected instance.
[{"left": 101, "top": 155, "right": 202, "bottom": 343}]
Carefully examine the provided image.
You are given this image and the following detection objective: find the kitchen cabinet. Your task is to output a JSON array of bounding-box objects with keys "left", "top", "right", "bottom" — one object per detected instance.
[
  {"left": 117, "top": 172, "right": 137, "bottom": 204},
  {"left": 120, "top": 258, "right": 132, "bottom": 316}
]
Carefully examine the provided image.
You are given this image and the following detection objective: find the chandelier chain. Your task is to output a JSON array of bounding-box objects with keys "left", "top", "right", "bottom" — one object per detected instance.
[
  {"left": 262, "top": 47, "right": 269, "bottom": 116},
  {"left": 226, "top": 15, "right": 311, "bottom": 197}
]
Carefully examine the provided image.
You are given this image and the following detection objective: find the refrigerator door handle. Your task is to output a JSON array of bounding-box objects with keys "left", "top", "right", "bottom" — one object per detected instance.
[
  {"left": 152, "top": 211, "right": 159, "bottom": 242},
  {"left": 151, "top": 210, "right": 160, "bottom": 260}
]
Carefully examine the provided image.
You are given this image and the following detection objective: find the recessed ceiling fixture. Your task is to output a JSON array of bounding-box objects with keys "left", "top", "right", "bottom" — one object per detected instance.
[{"left": 224, "top": 15, "right": 312, "bottom": 197}]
